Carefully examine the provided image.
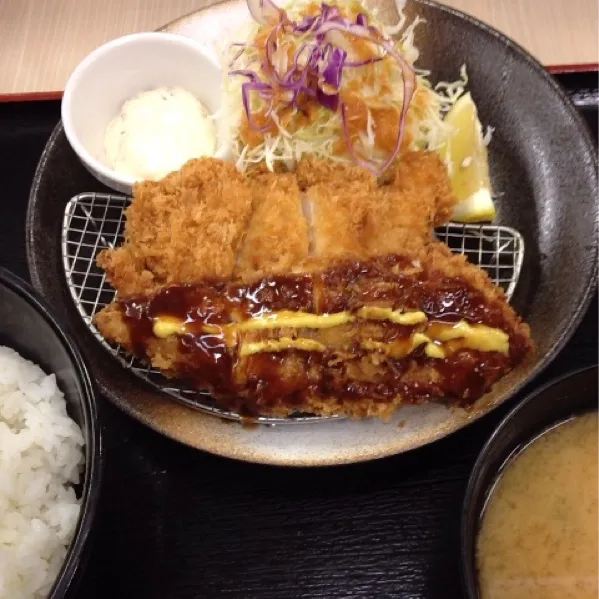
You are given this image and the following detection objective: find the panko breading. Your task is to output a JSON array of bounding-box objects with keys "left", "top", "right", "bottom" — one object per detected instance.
[
  {"left": 301, "top": 152, "right": 454, "bottom": 261},
  {"left": 305, "top": 180, "right": 376, "bottom": 260},
  {"left": 295, "top": 154, "right": 377, "bottom": 190},
  {"left": 390, "top": 150, "right": 457, "bottom": 226},
  {"left": 305, "top": 182, "right": 433, "bottom": 260},
  {"left": 93, "top": 152, "right": 532, "bottom": 419},
  {"left": 234, "top": 172, "right": 309, "bottom": 279},
  {"left": 97, "top": 158, "right": 253, "bottom": 296}
]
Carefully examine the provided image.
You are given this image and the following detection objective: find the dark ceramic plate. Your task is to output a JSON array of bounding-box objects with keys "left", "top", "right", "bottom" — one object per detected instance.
[
  {"left": 26, "top": 0, "right": 598, "bottom": 465},
  {"left": 461, "top": 365, "right": 598, "bottom": 597},
  {"left": 0, "top": 267, "right": 102, "bottom": 598}
]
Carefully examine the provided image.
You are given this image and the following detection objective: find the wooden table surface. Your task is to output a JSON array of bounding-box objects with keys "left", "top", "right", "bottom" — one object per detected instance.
[{"left": 0, "top": 0, "right": 597, "bottom": 97}]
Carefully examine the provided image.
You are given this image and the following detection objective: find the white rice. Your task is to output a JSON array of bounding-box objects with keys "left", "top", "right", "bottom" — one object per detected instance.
[{"left": 0, "top": 346, "right": 85, "bottom": 599}]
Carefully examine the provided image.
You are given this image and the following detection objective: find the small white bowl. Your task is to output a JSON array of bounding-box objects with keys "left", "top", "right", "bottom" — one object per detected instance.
[{"left": 62, "top": 32, "right": 227, "bottom": 195}]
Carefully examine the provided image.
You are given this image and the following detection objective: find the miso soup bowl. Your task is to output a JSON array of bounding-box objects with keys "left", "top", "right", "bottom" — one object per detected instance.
[{"left": 461, "top": 365, "right": 598, "bottom": 597}]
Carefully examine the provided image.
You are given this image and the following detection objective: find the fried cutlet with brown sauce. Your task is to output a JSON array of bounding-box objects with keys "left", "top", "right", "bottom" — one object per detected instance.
[
  {"left": 94, "top": 153, "right": 532, "bottom": 419},
  {"left": 95, "top": 241, "right": 532, "bottom": 418}
]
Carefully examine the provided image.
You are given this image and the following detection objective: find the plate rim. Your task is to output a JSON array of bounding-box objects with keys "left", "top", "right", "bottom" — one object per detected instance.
[
  {"left": 163, "top": 0, "right": 598, "bottom": 427},
  {"left": 25, "top": 0, "right": 598, "bottom": 466}
]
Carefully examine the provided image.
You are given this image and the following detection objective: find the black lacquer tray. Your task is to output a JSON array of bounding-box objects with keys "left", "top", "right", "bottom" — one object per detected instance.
[
  {"left": 0, "top": 66, "right": 596, "bottom": 597},
  {"left": 25, "top": 1, "right": 599, "bottom": 466}
]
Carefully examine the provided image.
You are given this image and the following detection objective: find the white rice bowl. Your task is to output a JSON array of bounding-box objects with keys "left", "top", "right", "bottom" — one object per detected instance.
[{"left": 0, "top": 346, "right": 85, "bottom": 599}]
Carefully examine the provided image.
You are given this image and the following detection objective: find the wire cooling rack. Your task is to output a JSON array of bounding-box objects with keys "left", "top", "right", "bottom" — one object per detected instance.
[{"left": 62, "top": 192, "right": 524, "bottom": 424}]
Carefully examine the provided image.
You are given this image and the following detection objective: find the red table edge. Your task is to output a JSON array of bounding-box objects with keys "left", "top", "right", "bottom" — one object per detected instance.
[
  {"left": 546, "top": 62, "right": 599, "bottom": 74},
  {"left": 0, "top": 63, "right": 596, "bottom": 103},
  {"left": 0, "top": 90, "right": 63, "bottom": 103}
]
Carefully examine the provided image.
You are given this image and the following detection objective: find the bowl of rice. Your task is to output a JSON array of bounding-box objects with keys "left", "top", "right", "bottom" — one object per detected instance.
[{"left": 0, "top": 267, "right": 102, "bottom": 598}]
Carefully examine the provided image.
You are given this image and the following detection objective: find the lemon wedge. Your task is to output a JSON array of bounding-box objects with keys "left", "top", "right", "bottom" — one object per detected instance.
[{"left": 438, "top": 92, "right": 496, "bottom": 222}]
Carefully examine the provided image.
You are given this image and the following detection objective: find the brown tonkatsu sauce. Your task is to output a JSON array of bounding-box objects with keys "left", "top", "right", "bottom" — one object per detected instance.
[{"left": 117, "top": 255, "right": 531, "bottom": 414}]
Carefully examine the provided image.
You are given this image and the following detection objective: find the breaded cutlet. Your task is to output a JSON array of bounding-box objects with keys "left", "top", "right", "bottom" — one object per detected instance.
[
  {"left": 234, "top": 172, "right": 309, "bottom": 279},
  {"left": 303, "top": 151, "right": 453, "bottom": 261},
  {"left": 305, "top": 181, "right": 433, "bottom": 261},
  {"left": 294, "top": 155, "right": 377, "bottom": 190},
  {"left": 92, "top": 153, "right": 532, "bottom": 420},
  {"left": 304, "top": 180, "right": 377, "bottom": 260},
  {"left": 97, "top": 158, "right": 253, "bottom": 296},
  {"left": 97, "top": 151, "right": 454, "bottom": 296},
  {"left": 296, "top": 151, "right": 456, "bottom": 228},
  {"left": 95, "top": 240, "right": 533, "bottom": 419},
  {"left": 389, "top": 150, "right": 457, "bottom": 226}
]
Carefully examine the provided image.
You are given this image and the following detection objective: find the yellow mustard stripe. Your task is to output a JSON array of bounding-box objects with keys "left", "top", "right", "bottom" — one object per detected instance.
[
  {"left": 356, "top": 306, "right": 427, "bottom": 325},
  {"left": 361, "top": 334, "right": 441, "bottom": 359},
  {"left": 152, "top": 318, "right": 222, "bottom": 339},
  {"left": 239, "top": 337, "right": 326, "bottom": 357},
  {"left": 360, "top": 322, "right": 509, "bottom": 359},
  {"left": 429, "top": 321, "right": 509, "bottom": 355},
  {"left": 153, "top": 317, "right": 187, "bottom": 339},
  {"left": 153, "top": 307, "right": 425, "bottom": 338},
  {"left": 151, "top": 313, "right": 509, "bottom": 357},
  {"left": 424, "top": 342, "right": 446, "bottom": 359},
  {"left": 235, "top": 310, "right": 353, "bottom": 331}
]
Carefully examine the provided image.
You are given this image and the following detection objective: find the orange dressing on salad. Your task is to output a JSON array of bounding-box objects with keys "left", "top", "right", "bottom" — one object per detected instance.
[
  {"left": 239, "top": 1, "right": 425, "bottom": 158},
  {"left": 337, "top": 91, "right": 400, "bottom": 154},
  {"left": 304, "top": 2, "right": 321, "bottom": 16},
  {"left": 240, "top": 93, "right": 321, "bottom": 148}
]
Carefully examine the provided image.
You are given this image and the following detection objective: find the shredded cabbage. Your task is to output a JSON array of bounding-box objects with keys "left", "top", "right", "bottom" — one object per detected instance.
[{"left": 219, "top": 0, "right": 472, "bottom": 172}]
